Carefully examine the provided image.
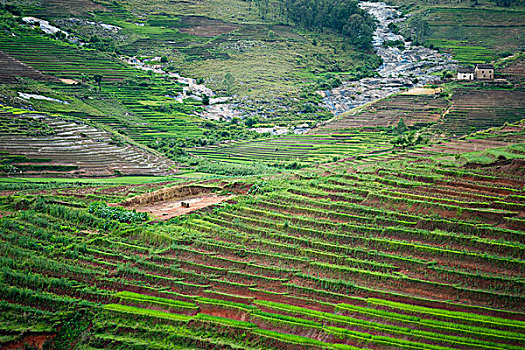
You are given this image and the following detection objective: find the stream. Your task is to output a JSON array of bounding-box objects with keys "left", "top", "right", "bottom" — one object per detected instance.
[{"left": 319, "top": 1, "right": 458, "bottom": 116}]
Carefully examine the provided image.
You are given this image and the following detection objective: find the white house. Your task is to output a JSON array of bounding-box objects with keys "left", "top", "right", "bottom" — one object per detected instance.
[{"left": 457, "top": 67, "right": 474, "bottom": 80}]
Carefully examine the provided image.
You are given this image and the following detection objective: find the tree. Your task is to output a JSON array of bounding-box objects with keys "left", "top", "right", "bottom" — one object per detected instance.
[
  {"left": 202, "top": 94, "right": 210, "bottom": 105},
  {"left": 343, "top": 14, "right": 374, "bottom": 50},
  {"left": 251, "top": 0, "right": 375, "bottom": 49},
  {"left": 397, "top": 118, "right": 407, "bottom": 135},
  {"left": 245, "top": 117, "right": 258, "bottom": 128},
  {"left": 442, "top": 71, "right": 453, "bottom": 80},
  {"left": 223, "top": 73, "right": 235, "bottom": 95},
  {"left": 93, "top": 75, "right": 103, "bottom": 91},
  {"left": 492, "top": 0, "right": 517, "bottom": 6},
  {"left": 409, "top": 17, "right": 430, "bottom": 45}
]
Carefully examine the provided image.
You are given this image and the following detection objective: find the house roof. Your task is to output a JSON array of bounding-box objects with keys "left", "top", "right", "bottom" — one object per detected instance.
[
  {"left": 458, "top": 67, "right": 474, "bottom": 73},
  {"left": 475, "top": 64, "right": 494, "bottom": 69}
]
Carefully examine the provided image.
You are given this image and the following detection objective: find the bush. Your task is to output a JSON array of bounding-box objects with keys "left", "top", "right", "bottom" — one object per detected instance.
[{"left": 88, "top": 202, "right": 148, "bottom": 224}]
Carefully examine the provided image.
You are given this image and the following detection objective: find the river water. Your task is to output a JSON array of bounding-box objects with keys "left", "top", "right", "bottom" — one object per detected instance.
[{"left": 319, "top": 1, "right": 457, "bottom": 116}]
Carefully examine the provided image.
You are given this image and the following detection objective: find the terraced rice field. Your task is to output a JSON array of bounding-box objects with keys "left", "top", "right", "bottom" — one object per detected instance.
[
  {"left": 500, "top": 57, "right": 525, "bottom": 85},
  {"left": 422, "top": 7, "right": 525, "bottom": 63},
  {"left": 317, "top": 95, "right": 448, "bottom": 131},
  {"left": 49, "top": 79, "right": 206, "bottom": 143},
  {"left": 1, "top": 150, "right": 524, "bottom": 349},
  {"left": 0, "top": 50, "right": 57, "bottom": 84},
  {"left": 188, "top": 130, "right": 395, "bottom": 166},
  {"left": 0, "top": 107, "right": 177, "bottom": 176},
  {"left": 0, "top": 30, "right": 206, "bottom": 143},
  {"left": 188, "top": 112, "right": 525, "bottom": 170},
  {"left": 313, "top": 87, "right": 524, "bottom": 139},
  {"left": 431, "top": 89, "right": 525, "bottom": 136},
  {"left": 0, "top": 2, "right": 524, "bottom": 348},
  {"left": 0, "top": 34, "right": 133, "bottom": 81}
]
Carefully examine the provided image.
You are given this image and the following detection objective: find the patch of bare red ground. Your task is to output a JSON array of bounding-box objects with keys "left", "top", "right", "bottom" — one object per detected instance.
[
  {"left": 0, "top": 190, "right": 18, "bottom": 196},
  {"left": 0, "top": 211, "right": 13, "bottom": 218},
  {"left": 198, "top": 303, "right": 250, "bottom": 321},
  {"left": 465, "top": 158, "right": 525, "bottom": 178},
  {"left": 455, "top": 172, "right": 525, "bottom": 188},
  {"left": 129, "top": 194, "right": 234, "bottom": 221},
  {"left": 179, "top": 16, "right": 238, "bottom": 37},
  {"left": 3, "top": 333, "right": 56, "bottom": 350},
  {"left": 35, "top": 0, "right": 108, "bottom": 16},
  {"left": 115, "top": 181, "right": 249, "bottom": 220},
  {"left": 438, "top": 180, "right": 523, "bottom": 196}
]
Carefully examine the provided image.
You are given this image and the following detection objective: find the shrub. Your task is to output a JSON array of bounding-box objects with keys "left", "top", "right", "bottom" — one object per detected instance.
[{"left": 88, "top": 202, "right": 148, "bottom": 224}]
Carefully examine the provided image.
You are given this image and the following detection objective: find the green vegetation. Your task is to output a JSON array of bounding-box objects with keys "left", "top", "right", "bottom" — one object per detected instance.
[
  {"left": 252, "top": 0, "right": 376, "bottom": 49},
  {"left": 0, "top": 0, "right": 383, "bottom": 170},
  {"left": 1, "top": 142, "right": 525, "bottom": 348},
  {"left": 390, "top": 1, "right": 525, "bottom": 62},
  {"left": 0, "top": 0, "right": 524, "bottom": 349},
  {"left": 88, "top": 202, "right": 149, "bottom": 224}
]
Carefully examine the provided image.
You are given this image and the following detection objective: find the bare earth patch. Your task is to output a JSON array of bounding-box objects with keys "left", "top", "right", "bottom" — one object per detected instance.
[
  {"left": 37, "top": 0, "right": 108, "bottom": 16},
  {"left": 3, "top": 333, "right": 56, "bottom": 350},
  {"left": 59, "top": 78, "right": 79, "bottom": 85},
  {"left": 401, "top": 87, "right": 441, "bottom": 95},
  {"left": 126, "top": 194, "right": 234, "bottom": 220},
  {"left": 179, "top": 16, "right": 238, "bottom": 37}
]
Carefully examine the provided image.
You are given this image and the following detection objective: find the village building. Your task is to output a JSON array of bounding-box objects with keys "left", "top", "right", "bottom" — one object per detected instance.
[
  {"left": 474, "top": 64, "right": 494, "bottom": 80},
  {"left": 456, "top": 64, "right": 494, "bottom": 81},
  {"left": 457, "top": 67, "right": 474, "bottom": 80}
]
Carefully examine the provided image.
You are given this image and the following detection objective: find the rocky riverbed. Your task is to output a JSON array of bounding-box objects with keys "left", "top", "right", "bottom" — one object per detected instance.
[{"left": 320, "top": 1, "right": 457, "bottom": 116}]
